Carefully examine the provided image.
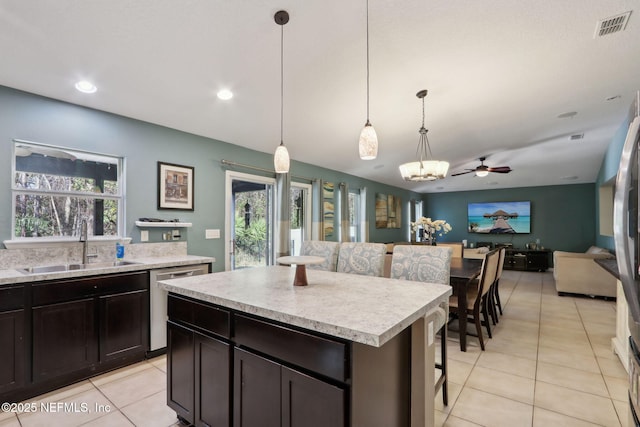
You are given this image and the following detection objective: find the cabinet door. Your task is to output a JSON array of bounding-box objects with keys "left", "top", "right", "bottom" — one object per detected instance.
[
  {"left": 195, "top": 332, "right": 230, "bottom": 427},
  {"left": 234, "top": 348, "right": 280, "bottom": 427},
  {"left": 282, "top": 366, "right": 345, "bottom": 427},
  {"left": 99, "top": 289, "right": 149, "bottom": 361},
  {"left": 33, "top": 298, "right": 97, "bottom": 381},
  {"left": 0, "top": 309, "right": 24, "bottom": 394},
  {"left": 526, "top": 252, "right": 549, "bottom": 271},
  {"left": 167, "top": 321, "right": 195, "bottom": 425}
]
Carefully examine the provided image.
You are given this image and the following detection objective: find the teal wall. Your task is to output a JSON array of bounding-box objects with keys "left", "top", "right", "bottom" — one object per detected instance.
[
  {"left": 422, "top": 184, "right": 596, "bottom": 253},
  {"left": 0, "top": 86, "right": 420, "bottom": 271}
]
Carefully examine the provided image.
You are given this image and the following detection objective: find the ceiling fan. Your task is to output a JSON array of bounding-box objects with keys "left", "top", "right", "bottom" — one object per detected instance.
[{"left": 451, "top": 156, "right": 512, "bottom": 177}]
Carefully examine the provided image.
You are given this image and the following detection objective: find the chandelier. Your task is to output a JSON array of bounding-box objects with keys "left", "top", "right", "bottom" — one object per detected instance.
[{"left": 399, "top": 90, "right": 449, "bottom": 181}]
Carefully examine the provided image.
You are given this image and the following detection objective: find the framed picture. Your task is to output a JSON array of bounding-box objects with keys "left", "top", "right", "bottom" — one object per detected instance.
[{"left": 158, "top": 162, "right": 194, "bottom": 210}]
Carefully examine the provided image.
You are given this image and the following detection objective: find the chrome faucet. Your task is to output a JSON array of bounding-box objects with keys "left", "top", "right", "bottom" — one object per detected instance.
[{"left": 80, "top": 219, "right": 88, "bottom": 264}]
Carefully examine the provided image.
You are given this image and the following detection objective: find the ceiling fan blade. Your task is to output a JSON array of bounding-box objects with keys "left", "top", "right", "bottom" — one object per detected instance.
[
  {"left": 488, "top": 166, "right": 512, "bottom": 173},
  {"left": 450, "top": 169, "right": 475, "bottom": 176}
]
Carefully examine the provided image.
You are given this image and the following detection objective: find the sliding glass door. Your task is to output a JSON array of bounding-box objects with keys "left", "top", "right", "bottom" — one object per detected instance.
[{"left": 225, "top": 171, "right": 275, "bottom": 270}]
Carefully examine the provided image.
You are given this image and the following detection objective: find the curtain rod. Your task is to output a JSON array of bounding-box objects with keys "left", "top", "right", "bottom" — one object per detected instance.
[{"left": 220, "top": 159, "right": 316, "bottom": 182}]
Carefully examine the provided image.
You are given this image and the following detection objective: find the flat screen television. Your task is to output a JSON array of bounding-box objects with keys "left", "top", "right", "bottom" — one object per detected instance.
[{"left": 468, "top": 201, "right": 531, "bottom": 234}]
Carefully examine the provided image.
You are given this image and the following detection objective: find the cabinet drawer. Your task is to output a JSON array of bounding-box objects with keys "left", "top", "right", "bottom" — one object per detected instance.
[
  {"left": 0, "top": 286, "right": 24, "bottom": 312},
  {"left": 33, "top": 272, "right": 148, "bottom": 306},
  {"left": 168, "top": 294, "right": 230, "bottom": 339},
  {"left": 234, "top": 314, "right": 348, "bottom": 382}
]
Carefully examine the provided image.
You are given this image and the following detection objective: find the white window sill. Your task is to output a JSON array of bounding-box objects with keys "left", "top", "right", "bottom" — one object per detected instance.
[{"left": 3, "top": 236, "right": 132, "bottom": 249}]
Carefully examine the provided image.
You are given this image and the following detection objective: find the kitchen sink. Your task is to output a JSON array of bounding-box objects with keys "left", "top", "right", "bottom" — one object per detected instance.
[{"left": 18, "top": 260, "right": 140, "bottom": 275}]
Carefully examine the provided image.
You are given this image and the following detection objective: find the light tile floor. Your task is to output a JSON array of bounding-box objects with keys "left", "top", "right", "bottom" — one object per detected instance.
[
  {"left": 436, "top": 269, "right": 628, "bottom": 427},
  {"left": 0, "top": 270, "right": 628, "bottom": 426}
]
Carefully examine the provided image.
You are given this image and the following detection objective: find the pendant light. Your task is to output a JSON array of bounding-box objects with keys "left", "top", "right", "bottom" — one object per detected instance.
[
  {"left": 273, "top": 10, "right": 290, "bottom": 173},
  {"left": 358, "top": 0, "right": 378, "bottom": 160},
  {"left": 399, "top": 90, "right": 449, "bottom": 181}
]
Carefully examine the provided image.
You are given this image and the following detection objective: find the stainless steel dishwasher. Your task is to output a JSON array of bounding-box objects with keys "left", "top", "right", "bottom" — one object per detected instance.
[{"left": 150, "top": 264, "right": 210, "bottom": 352}]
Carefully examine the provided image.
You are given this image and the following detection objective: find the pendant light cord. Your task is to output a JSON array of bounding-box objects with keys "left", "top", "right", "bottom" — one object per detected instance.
[
  {"left": 419, "top": 96, "right": 434, "bottom": 161},
  {"left": 366, "top": 0, "right": 370, "bottom": 121},
  {"left": 280, "top": 23, "right": 284, "bottom": 144}
]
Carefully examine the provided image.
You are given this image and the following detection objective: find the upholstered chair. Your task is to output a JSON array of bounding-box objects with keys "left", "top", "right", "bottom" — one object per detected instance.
[
  {"left": 336, "top": 242, "right": 386, "bottom": 277},
  {"left": 389, "top": 244, "right": 453, "bottom": 405},
  {"left": 390, "top": 245, "right": 453, "bottom": 285},
  {"left": 300, "top": 240, "right": 340, "bottom": 272}
]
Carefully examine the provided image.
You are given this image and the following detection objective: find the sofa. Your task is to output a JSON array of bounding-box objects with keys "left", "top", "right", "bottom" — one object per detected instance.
[{"left": 553, "top": 246, "right": 616, "bottom": 298}]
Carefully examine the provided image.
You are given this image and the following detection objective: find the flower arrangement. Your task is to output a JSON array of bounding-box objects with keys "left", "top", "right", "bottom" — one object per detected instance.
[{"left": 411, "top": 217, "right": 452, "bottom": 241}]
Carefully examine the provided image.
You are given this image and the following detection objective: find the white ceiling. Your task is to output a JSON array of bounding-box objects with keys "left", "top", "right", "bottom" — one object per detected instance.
[{"left": 1, "top": 0, "right": 639, "bottom": 193}]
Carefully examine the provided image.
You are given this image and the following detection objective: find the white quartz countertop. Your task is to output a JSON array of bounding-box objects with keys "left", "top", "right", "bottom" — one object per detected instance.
[
  {"left": 159, "top": 266, "right": 452, "bottom": 347},
  {"left": 0, "top": 255, "right": 215, "bottom": 285}
]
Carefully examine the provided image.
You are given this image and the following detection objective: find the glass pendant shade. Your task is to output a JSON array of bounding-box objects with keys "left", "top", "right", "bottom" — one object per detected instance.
[
  {"left": 359, "top": 121, "right": 378, "bottom": 160},
  {"left": 274, "top": 142, "right": 290, "bottom": 173},
  {"left": 399, "top": 160, "right": 449, "bottom": 181}
]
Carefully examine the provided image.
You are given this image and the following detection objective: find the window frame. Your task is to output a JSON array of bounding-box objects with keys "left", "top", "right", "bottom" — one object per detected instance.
[{"left": 10, "top": 139, "right": 126, "bottom": 243}]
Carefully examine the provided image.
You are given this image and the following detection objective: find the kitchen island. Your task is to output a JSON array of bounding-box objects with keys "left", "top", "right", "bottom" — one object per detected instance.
[{"left": 159, "top": 265, "right": 451, "bottom": 427}]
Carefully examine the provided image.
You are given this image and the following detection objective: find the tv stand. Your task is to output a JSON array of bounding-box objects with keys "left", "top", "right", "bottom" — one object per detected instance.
[{"left": 504, "top": 249, "right": 550, "bottom": 272}]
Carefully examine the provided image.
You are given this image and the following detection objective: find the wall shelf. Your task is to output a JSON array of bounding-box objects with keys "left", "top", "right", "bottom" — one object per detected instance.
[{"left": 135, "top": 221, "right": 192, "bottom": 228}]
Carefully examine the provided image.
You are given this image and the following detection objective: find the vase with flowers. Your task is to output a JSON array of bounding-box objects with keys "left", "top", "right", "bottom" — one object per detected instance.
[{"left": 411, "top": 217, "right": 452, "bottom": 245}]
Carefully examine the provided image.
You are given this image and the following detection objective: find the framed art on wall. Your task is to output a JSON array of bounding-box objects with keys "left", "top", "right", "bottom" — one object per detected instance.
[{"left": 158, "top": 162, "right": 194, "bottom": 210}]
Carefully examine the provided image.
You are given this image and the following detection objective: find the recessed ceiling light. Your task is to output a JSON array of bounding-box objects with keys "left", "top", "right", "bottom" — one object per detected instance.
[
  {"left": 569, "top": 133, "right": 584, "bottom": 141},
  {"left": 75, "top": 80, "right": 97, "bottom": 94},
  {"left": 373, "top": 164, "right": 384, "bottom": 170},
  {"left": 557, "top": 111, "right": 577, "bottom": 119},
  {"left": 561, "top": 175, "right": 579, "bottom": 180},
  {"left": 217, "top": 89, "right": 233, "bottom": 100}
]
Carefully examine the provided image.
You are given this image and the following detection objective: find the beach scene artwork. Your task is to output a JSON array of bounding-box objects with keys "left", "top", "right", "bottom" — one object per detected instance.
[{"left": 468, "top": 201, "right": 531, "bottom": 234}]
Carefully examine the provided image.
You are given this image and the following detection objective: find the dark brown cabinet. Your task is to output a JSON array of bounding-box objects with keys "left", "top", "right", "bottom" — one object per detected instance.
[
  {"left": 233, "top": 348, "right": 281, "bottom": 427},
  {"left": 1, "top": 271, "right": 150, "bottom": 403},
  {"left": 167, "top": 294, "right": 347, "bottom": 427},
  {"left": 167, "top": 294, "right": 231, "bottom": 426},
  {"left": 504, "top": 249, "right": 550, "bottom": 271},
  {"left": 167, "top": 321, "right": 195, "bottom": 424},
  {"left": 32, "top": 298, "right": 97, "bottom": 381},
  {"left": 0, "top": 285, "right": 25, "bottom": 394},
  {"left": 100, "top": 289, "right": 148, "bottom": 361},
  {"left": 234, "top": 348, "right": 345, "bottom": 427},
  {"left": 282, "top": 365, "right": 345, "bottom": 427}
]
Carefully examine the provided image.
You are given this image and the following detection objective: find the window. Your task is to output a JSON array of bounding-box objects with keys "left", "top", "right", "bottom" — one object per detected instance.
[
  {"left": 291, "top": 182, "right": 311, "bottom": 255},
  {"left": 12, "top": 140, "right": 124, "bottom": 239},
  {"left": 348, "top": 188, "right": 365, "bottom": 242}
]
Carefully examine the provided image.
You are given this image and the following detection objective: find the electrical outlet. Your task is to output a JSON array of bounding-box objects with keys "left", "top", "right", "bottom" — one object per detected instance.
[
  {"left": 140, "top": 230, "right": 149, "bottom": 242},
  {"left": 205, "top": 229, "right": 220, "bottom": 239}
]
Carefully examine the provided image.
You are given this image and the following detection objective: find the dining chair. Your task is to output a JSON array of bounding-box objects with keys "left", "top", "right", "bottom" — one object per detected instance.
[
  {"left": 448, "top": 248, "right": 500, "bottom": 351},
  {"left": 491, "top": 247, "right": 507, "bottom": 321},
  {"left": 432, "top": 242, "right": 463, "bottom": 258},
  {"left": 299, "top": 240, "right": 340, "bottom": 272},
  {"left": 390, "top": 245, "right": 453, "bottom": 405},
  {"left": 337, "top": 242, "right": 386, "bottom": 277}
]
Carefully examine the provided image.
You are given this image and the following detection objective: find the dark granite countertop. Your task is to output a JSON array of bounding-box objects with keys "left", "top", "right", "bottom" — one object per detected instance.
[{"left": 595, "top": 258, "right": 619, "bottom": 280}]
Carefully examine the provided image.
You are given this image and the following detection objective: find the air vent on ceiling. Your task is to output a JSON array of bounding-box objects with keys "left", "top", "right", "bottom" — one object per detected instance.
[
  {"left": 594, "top": 11, "right": 632, "bottom": 37},
  {"left": 569, "top": 133, "right": 584, "bottom": 141}
]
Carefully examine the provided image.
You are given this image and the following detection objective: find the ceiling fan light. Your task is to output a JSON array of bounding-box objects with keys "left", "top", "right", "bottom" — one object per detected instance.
[
  {"left": 475, "top": 169, "right": 489, "bottom": 177},
  {"left": 274, "top": 142, "right": 290, "bottom": 173},
  {"left": 359, "top": 122, "right": 378, "bottom": 160}
]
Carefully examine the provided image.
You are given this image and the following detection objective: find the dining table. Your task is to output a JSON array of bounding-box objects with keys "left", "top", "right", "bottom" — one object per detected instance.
[{"left": 449, "top": 257, "right": 484, "bottom": 351}]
